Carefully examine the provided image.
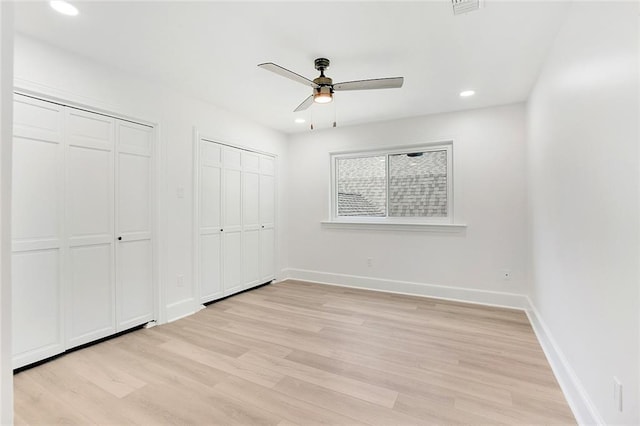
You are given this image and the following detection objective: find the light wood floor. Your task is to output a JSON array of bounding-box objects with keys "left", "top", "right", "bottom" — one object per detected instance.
[{"left": 14, "top": 280, "right": 575, "bottom": 425}]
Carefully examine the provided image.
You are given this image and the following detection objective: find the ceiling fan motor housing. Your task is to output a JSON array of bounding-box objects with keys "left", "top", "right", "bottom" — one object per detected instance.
[{"left": 314, "top": 57, "right": 330, "bottom": 71}]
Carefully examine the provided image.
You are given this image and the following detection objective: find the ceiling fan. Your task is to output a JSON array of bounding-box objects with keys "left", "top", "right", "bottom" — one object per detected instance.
[{"left": 258, "top": 58, "right": 404, "bottom": 112}]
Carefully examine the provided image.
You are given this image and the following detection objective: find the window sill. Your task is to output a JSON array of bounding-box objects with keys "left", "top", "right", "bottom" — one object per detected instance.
[{"left": 320, "top": 220, "right": 467, "bottom": 232}]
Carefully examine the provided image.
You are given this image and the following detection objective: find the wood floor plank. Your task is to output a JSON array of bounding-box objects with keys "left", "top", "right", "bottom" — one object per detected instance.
[
  {"left": 214, "top": 375, "right": 369, "bottom": 426},
  {"left": 14, "top": 280, "right": 575, "bottom": 425},
  {"left": 273, "top": 376, "right": 424, "bottom": 426},
  {"left": 238, "top": 350, "right": 399, "bottom": 408}
]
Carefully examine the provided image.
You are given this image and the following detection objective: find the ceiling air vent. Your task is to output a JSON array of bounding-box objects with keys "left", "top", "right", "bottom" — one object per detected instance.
[{"left": 452, "top": 0, "right": 483, "bottom": 15}]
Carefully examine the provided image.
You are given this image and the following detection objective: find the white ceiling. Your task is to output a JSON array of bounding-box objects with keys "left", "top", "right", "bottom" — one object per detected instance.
[{"left": 14, "top": 1, "right": 570, "bottom": 134}]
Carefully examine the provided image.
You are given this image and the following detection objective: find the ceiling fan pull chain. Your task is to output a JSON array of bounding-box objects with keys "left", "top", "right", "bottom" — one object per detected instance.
[
  {"left": 333, "top": 98, "right": 337, "bottom": 128},
  {"left": 310, "top": 108, "right": 315, "bottom": 130}
]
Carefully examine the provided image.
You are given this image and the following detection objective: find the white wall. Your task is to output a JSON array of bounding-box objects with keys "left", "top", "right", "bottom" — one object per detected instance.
[
  {"left": 286, "top": 103, "right": 529, "bottom": 306},
  {"left": 0, "top": 4, "right": 13, "bottom": 424},
  {"left": 527, "top": 1, "right": 639, "bottom": 424},
  {"left": 12, "top": 34, "right": 289, "bottom": 322}
]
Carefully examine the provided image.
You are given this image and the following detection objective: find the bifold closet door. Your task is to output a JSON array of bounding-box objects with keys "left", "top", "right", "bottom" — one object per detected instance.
[
  {"left": 115, "top": 121, "right": 154, "bottom": 331},
  {"left": 199, "top": 140, "right": 223, "bottom": 302},
  {"left": 197, "top": 139, "right": 276, "bottom": 303},
  {"left": 222, "top": 146, "right": 243, "bottom": 295},
  {"left": 65, "top": 108, "right": 116, "bottom": 349},
  {"left": 259, "top": 155, "right": 276, "bottom": 281},
  {"left": 242, "top": 151, "right": 261, "bottom": 290},
  {"left": 11, "top": 95, "right": 65, "bottom": 368}
]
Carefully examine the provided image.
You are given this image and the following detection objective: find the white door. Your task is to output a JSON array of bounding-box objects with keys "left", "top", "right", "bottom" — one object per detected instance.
[
  {"left": 199, "top": 140, "right": 223, "bottom": 302},
  {"left": 65, "top": 108, "right": 116, "bottom": 349},
  {"left": 11, "top": 95, "right": 65, "bottom": 368},
  {"left": 259, "top": 155, "right": 276, "bottom": 282},
  {"left": 242, "top": 151, "right": 261, "bottom": 290},
  {"left": 222, "top": 146, "right": 243, "bottom": 296},
  {"left": 115, "top": 121, "right": 154, "bottom": 331}
]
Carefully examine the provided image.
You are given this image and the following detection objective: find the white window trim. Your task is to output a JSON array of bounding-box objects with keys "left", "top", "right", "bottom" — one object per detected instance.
[{"left": 327, "top": 141, "right": 466, "bottom": 230}]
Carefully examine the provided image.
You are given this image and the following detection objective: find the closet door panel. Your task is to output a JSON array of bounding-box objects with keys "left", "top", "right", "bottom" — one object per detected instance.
[
  {"left": 116, "top": 121, "right": 153, "bottom": 331},
  {"left": 11, "top": 95, "right": 65, "bottom": 368},
  {"left": 67, "top": 146, "right": 112, "bottom": 240},
  {"left": 118, "top": 120, "right": 152, "bottom": 155},
  {"left": 259, "top": 174, "right": 275, "bottom": 226},
  {"left": 12, "top": 138, "right": 60, "bottom": 242},
  {"left": 65, "top": 109, "right": 115, "bottom": 348},
  {"left": 223, "top": 231, "right": 242, "bottom": 295},
  {"left": 223, "top": 146, "right": 242, "bottom": 295},
  {"left": 118, "top": 153, "right": 150, "bottom": 234},
  {"left": 259, "top": 161, "right": 276, "bottom": 281},
  {"left": 200, "top": 233, "right": 222, "bottom": 301},
  {"left": 242, "top": 153, "right": 260, "bottom": 289},
  {"left": 243, "top": 171, "right": 260, "bottom": 227},
  {"left": 12, "top": 250, "right": 63, "bottom": 367},
  {"left": 260, "top": 155, "right": 275, "bottom": 176},
  {"left": 13, "top": 95, "right": 63, "bottom": 142},
  {"left": 67, "top": 244, "right": 115, "bottom": 348},
  {"left": 224, "top": 168, "right": 242, "bottom": 229},
  {"left": 260, "top": 228, "right": 276, "bottom": 281},
  {"left": 201, "top": 166, "right": 221, "bottom": 229},
  {"left": 243, "top": 151, "right": 260, "bottom": 171},
  {"left": 199, "top": 140, "right": 223, "bottom": 302},
  {"left": 117, "top": 239, "right": 153, "bottom": 328},
  {"left": 67, "top": 108, "right": 113, "bottom": 150},
  {"left": 243, "top": 230, "right": 260, "bottom": 288}
]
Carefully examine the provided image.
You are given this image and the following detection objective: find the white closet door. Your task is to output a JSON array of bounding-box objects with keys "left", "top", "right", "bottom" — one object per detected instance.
[
  {"left": 242, "top": 151, "right": 261, "bottom": 290},
  {"left": 199, "top": 140, "right": 223, "bottom": 302},
  {"left": 115, "top": 121, "right": 154, "bottom": 331},
  {"left": 11, "top": 95, "right": 65, "bottom": 368},
  {"left": 65, "top": 108, "right": 116, "bottom": 349},
  {"left": 222, "top": 146, "right": 243, "bottom": 295},
  {"left": 259, "top": 155, "right": 276, "bottom": 281}
]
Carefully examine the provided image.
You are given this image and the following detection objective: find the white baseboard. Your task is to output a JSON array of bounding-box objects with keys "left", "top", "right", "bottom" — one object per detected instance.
[
  {"left": 281, "top": 267, "right": 602, "bottom": 425},
  {"left": 281, "top": 268, "right": 529, "bottom": 310},
  {"left": 525, "top": 300, "right": 604, "bottom": 425},
  {"left": 165, "top": 298, "right": 197, "bottom": 323}
]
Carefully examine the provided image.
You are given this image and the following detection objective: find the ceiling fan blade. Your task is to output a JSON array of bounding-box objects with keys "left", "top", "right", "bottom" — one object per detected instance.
[
  {"left": 258, "top": 62, "right": 319, "bottom": 88},
  {"left": 333, "top": 77, "right": 404, "bottom": 91},
  {"left": 293, "top": 95, "right": 314, "bottom": 112}
]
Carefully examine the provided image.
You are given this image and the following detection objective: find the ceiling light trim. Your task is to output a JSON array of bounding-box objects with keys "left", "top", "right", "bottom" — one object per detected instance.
[{"left": 50, "top": 1, "right": 79, "bottom": 16}]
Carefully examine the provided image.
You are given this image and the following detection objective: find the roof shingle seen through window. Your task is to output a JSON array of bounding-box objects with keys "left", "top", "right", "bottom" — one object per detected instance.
[{"left": 336, "top": 150, "right": 448, "bottom": 217}]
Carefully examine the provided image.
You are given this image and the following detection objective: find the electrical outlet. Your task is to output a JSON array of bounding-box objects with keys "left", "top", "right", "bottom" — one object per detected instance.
[
  {"left": 367, "top": 258, "right": 373, "bottom": 267},
  {"left": 501, "top": 269, "right": 512, "bottom": 280},
  {"left": 177, "top": 186, "right": 185, "bottom": 198},
  {"left": 177, "top": 274, "right": 184, "bottom": 287},
  {"left": 614, "top": 377, "right": 623, "bottom": 412}
]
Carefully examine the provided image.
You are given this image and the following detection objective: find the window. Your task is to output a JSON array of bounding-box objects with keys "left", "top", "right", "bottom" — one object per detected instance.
[{"left": 331, "top": 142, "right": 453, "bottom": 223}]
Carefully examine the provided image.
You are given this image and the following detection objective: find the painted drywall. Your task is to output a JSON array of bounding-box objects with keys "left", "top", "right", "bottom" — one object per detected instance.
[
  {"left": 12, "top": 34, "right": 289, "bottom": 322},
  {"left": 0, "top": 4, "right": 13, "bottom": 424},
  {"left": 527, "top": 1, "right": 639, "bottom": 424},
  {"left": 286, "top": 103, "right": 529, "bottom": 304}
]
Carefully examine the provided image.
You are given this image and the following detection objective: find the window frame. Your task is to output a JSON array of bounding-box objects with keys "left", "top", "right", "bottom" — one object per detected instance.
[{"left": 330, "top": 141, "right": 454, "bottom": 225}]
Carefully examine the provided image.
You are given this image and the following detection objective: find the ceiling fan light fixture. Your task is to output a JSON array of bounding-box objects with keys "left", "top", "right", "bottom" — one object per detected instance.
[{"left": 313, "top": 86, "right": 333, "bottom": 104}]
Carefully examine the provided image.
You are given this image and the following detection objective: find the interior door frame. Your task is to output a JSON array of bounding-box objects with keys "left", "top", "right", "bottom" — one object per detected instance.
[
  {"left": 192, "top": 128, "right": 278, "bottom": 310},
  {"left": 12, "top": 85, "right": 164, "bottom": 326}
]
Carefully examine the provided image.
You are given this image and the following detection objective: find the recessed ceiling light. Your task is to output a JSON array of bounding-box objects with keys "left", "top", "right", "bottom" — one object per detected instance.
[
  {"left": 50, "top": 1, "right": 79, "bottom": 16},
  {"left": 460, "top": 90, "right": 475, "bottom": 97},
  {"left": 294, "top": 118, "right": 306, "bottom": 124}
]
